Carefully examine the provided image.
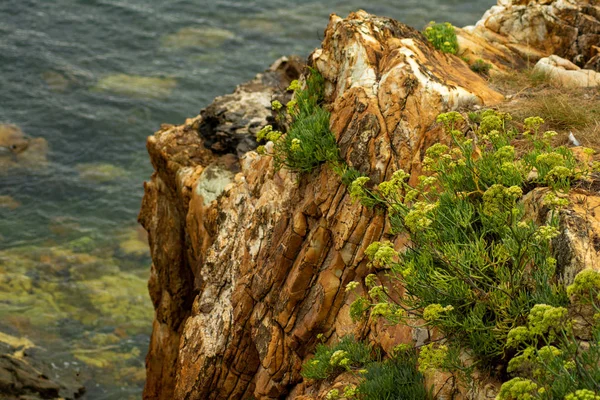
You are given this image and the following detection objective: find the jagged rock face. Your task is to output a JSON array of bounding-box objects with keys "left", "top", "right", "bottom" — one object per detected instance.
[
  {"left": 313, "top": 11, "right": 503, "bottom": 183},
  {"left": 139, "top": 11, "right": 503, "bottom": 400},
  {"left": 198, "top": 57, "right": 304, "bottom": 157},
  {"left": 459, "top": 0, "right": 600, "bottom": 71}
]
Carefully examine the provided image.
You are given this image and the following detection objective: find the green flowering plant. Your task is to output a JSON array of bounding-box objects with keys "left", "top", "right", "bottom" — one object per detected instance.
[
  {"left": 256, "top": 68, "right": 343, "bottom": 174},
  {"left": 300, "top": 339, "right": 430, "bottom": 399},
  {"left": 345, "top": 110, "right": 600, "bottom": 369},
  {"left": 423, "top": 21, "right": 459, "bottom": 54},
  {"left": 300, "top": 336, "right": 376, "bottom": 380},
  {"left": 499, "top": 269, "right": 600, "bottom": 399}
]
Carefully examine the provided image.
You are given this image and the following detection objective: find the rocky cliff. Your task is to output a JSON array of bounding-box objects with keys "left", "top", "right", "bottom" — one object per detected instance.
[{"left": 139, "top": 1, "right": 600, "bottom": 399}]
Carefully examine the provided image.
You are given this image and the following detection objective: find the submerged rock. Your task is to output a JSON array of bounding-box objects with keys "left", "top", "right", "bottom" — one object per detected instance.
[
  {"left": 0, "top": 124, "right": 48, "bottom": 171},
  {"left": 75, "top": 162, "right": 127, "bottom": 183},
  {"left": 118, "top": 225, "right": 150, "bottom": 258},
  {"left": 0, "top": 195, "right": 20, "bottom": 210},
  {"left": 42, "top": 71, "right": 70, "bottom": 92},
  {"left": 161, "top": 27, "right": 236, "bottom": 50},
  {"left": 92, "top": 74, "right": 177, "bottom": 99}
]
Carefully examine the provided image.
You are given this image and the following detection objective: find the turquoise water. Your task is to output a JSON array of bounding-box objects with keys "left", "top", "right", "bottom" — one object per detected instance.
[{"left": 0, "top": 1, "right": 495, "bottom": 398}]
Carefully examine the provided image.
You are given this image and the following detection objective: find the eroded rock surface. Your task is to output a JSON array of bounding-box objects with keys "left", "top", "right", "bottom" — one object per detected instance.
[
  {"left": 139, "top": 11, "right": 503, "bottom": 400},
  {"left": 0, "top": 336, "right": 85, "bottom": 400},
  {"left": 534, "top": 54, "right": 600, "bottom": 87},
  {"left": 459, "top": 0, "right": 600, "bottom": 72}
]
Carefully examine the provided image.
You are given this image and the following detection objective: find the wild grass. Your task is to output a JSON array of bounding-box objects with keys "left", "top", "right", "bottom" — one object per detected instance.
[
  {"left": 490, "top": 69, "right": 600, "bottom": 151},
  {"left": 357, "top": 351, "right": 432, "bottom": 400}
]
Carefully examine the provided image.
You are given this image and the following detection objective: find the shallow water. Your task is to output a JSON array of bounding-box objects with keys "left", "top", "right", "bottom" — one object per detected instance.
[{"left": 0, "top": 0, "right": 495, "bottom": 398}]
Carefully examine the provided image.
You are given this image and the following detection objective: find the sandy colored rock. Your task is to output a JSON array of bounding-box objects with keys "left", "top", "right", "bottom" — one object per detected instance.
[
  {"left": 92, "top": 74, "right": 177, "bottom": 99},
  {"left": 161, "top": 27, "right": 236, "bottom": 50},
  {"left": 139, "top": 11, "right": 505, "bottom": 400},
  {"left": 534, "top": 55, "right": 600, "bottom": 87},
  {"left": 76, "top": 162, "right": 127, "bottom": 183},
  {"left": 0, "top": 124, "right": 48, "bottom": 171},
  {"left": 458, "top": 0, "right": 600, "bottom": 72}
]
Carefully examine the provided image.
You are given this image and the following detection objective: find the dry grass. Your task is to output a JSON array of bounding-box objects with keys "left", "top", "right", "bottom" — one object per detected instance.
[{"left": 488, "top": 69, "right": 600, "bottom": 151}]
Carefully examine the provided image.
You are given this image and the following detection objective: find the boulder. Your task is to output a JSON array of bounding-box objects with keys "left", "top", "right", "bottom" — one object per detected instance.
[{"left": 534, "top": 54, "right": 600, "bottom": 87}]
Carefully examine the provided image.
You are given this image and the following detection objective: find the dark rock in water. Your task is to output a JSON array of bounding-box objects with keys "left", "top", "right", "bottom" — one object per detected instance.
[
  {"left": 0, "top": 342, "right": 85, "bottom": 400},
  {"left": 197, "top": 56, "right": 304, "bottom": 157}
]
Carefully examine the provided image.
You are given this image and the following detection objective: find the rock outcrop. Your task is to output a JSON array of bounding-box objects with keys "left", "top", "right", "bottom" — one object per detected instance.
[
  {"left": 139, "top": 10, "right": 502, "bottom": 400},
  {"left": 458, "top": 0, "right": 600, "bottom": 72},
  {"left": 0, "top": 334, "right": 85, "bottom": 400},
  {"left": 139, "top": 2, "right": 600, "bottom": 400}
]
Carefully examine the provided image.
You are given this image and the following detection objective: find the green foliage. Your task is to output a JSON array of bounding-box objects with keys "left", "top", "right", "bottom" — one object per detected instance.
[
  {"left": 423, "top": 22, "right": 459, "bottom": 54},
  {"left": 357, "top": 351, "right": 431, "bottom": 400},
  {"left": 470, "top": 59, "right": 492, "bottom": 75},
  {"left": 257, "top": 69, "right": 341, "bottom": 174},
  {"left": 499, "top": 269, "right": 600, "bottom": 399},
  {"left": 346, "top": 110, "right": 598, "bottom": 366},
  {"left": 301, "top": 336, "right": 376, "bottom": 380}
]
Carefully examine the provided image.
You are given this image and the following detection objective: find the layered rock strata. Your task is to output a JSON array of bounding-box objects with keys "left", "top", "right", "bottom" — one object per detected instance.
[
  {"left": 458, "top": 0, "right": 600, "bottom": 72},
  {"left": 140, "top": 2, "right": 600, "bottom": 399},
  {"left": 139, "top": 10, "right": 501, "bottom": 400}
]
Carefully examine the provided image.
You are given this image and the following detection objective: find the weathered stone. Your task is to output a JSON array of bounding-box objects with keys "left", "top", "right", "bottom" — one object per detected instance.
[
  {"left": 523, "top": 186, "right": 600, "bottom": 285},
  {"left": 459, "top": 0, "right": 600, "bottom": 71},
  {"left": 534, "top": 55, "right": 600, "bottom": 87},
  {"left": 140, "top": 11, "right": 504, "bottom": 400},
  {"left": 139, "top": 4, "right": 600, "bottom": 400},
  {"left": 0, "top": 337, "right": 85, "bottom": 400},
  {"left": 198, "top": 56, "right": 304, "bottom": 157}
]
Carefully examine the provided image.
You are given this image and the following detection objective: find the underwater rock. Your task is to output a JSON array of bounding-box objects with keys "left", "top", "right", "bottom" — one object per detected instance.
[
  {"left": 75, "top": 162, "right": 127, "bottom": 183},
  {"left": 92, "top": 74, "right": 177, "bottom": 99},
  {"left": 534, "top": 55, "right": 600, "bottom": 87},
  {"left": 118, "top": 225, "right": 150, "bottom": 258},
  {"left": 238, "top": 19, "right": 285, "bottom": 34},
  {"left": 0, "top": 124, "right": 48, "bottom": 171},
  {"left": 0, "top": 195, "right": 21, "bottom": 210},
  {"left": 161, "top": 27, "right": 236, "bottom": 49},
  {"left": 42, "top": 71, "right": 70, "bottom": 92}
]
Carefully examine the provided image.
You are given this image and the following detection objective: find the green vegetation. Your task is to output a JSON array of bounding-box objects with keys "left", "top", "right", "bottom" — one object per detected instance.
[
  {"left": 257, "top": 69, "right": 342, "bottom": 174},
  {"left": 357, "top": 351, "right": 431, "bottom": 400},
  {"left": 301, "top": 337, "right": 430, "bottom": 400},
  {"left": 470, "top": 59, "right": 492, "bottom": 76},
  {"left": 301, "top": 336, "right": 375, "bottom": 380},
  {"left": 498, "top": 270, "right": 600, "bottom": 399},
  {"left": 347, "top": 110, "right": 599, "bottom": 369},
  {"left": 423, "top": 22, "right": 458, "bottom": 54}
]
